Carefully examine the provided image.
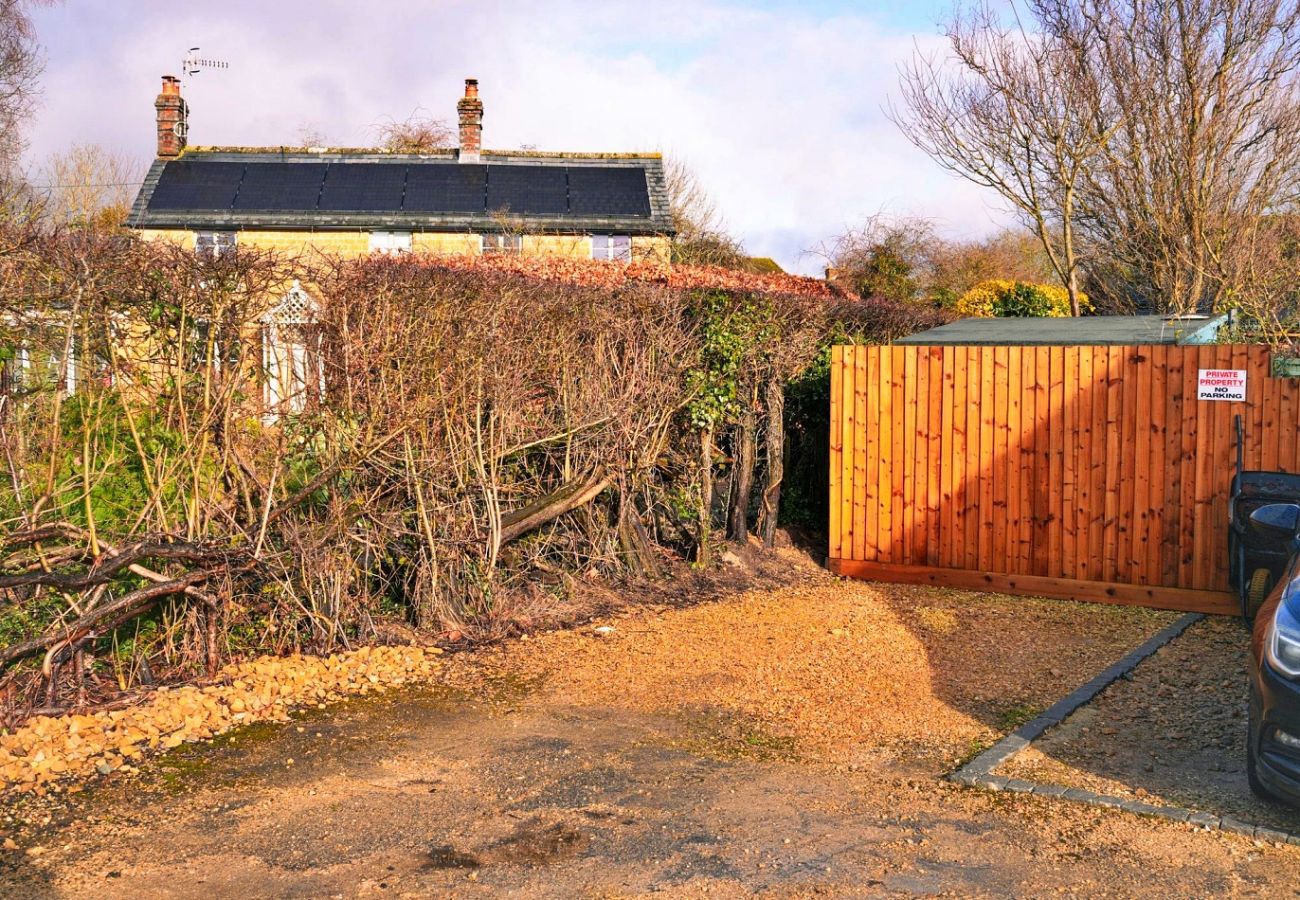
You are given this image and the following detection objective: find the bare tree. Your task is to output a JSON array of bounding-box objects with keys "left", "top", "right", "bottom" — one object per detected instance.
[
  {"left": 40, "top": 143, "right": 144, "bottom": 230},
  {"left": 1051, "top": 0, "right": 1300, "bottom": 314},
  {"left": 663, "top": 156, "right": 747, "bottom": 268},
  {"left": 893, "top": 2, "right": 1107, "bottom": 315},
  {"left": 822, "top": 214, "right": 1054, "bottom": 305},
  {"left": 0, "top": 1, "right": 53, "bottom": 187},
  {"left": 374, "top": 110, "right": 455, "bottom": 152}
]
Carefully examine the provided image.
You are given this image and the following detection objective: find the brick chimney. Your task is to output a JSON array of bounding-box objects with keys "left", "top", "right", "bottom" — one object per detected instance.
[
  {"left": 457, "top": 78, "right": 483, "bottom": 163},
  {"left": 155, "top": 75, "right": 188, "bottom": 158}
]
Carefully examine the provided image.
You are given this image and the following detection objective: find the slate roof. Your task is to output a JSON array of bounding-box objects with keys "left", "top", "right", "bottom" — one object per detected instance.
[
  {"left": 127, "top": 149, "right": 674, "bottom": 235},
  {"left": 894, "top": 314, "right": 1228, "bottom": 346}
]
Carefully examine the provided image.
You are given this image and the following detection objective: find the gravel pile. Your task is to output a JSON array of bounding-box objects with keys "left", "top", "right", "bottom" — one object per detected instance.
[
  {"left": 448, "top": 579, "right": 1173, "bottom": 767},
  {"left": 0, "top": 644, "right": 444, "bottom": 795}
]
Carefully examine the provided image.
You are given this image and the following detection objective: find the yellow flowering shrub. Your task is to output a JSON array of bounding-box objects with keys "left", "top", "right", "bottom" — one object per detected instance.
[{"left": 951, "top": 279, "right": 1085, "bottom": 318}]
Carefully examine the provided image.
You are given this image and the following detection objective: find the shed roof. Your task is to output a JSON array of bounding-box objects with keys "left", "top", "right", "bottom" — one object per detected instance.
[
  {"left": 894, "top": 314, "right": 1227, "bottom": 346},
  {"left": 126, "top": 149, "right": 673, "bottom": 235}
]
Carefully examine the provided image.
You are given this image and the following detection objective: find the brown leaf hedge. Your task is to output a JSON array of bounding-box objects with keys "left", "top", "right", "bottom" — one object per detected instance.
[{"left": 0, "top": 229, "right": 949, "bottom": 720}]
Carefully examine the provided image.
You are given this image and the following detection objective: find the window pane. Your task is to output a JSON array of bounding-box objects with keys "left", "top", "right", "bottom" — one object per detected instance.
[{"left": 613, "top": 235, "right": 631, "bottom": 261}]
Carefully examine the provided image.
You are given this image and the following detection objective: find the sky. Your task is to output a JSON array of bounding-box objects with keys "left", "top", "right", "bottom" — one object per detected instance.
[{"left": 23, "top": 0, "right": 1014, "bottom": 275}]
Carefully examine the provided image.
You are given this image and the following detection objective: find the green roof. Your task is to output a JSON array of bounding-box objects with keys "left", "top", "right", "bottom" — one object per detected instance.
[{"left": 894, "top": 315, "right": 1227, "bottom": 346}]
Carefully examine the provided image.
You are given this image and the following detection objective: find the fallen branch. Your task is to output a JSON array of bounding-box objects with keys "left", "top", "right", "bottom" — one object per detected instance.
[
  {"left": 0, "top": 541, "right": 230, "bottom": 592},
  {"left": 498, "top": 470, "right": 613, "bottom": 545},
  {"left": 0, "top": 568, "right": 231, "bottom": 668}
]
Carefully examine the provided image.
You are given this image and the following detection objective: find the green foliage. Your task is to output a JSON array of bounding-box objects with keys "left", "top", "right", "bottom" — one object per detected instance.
[
  {"left": 47, "top": 394, "right": 199, "bottom": 534},
  {"left": 0, "top": 591, "right": 66, "bottom": 648},
  {"left": 851, "top": 245, "right": 917, "bottom": 302},
  {"left": 951, "top": 279, "right": 1084, "bottom": 318},
  {"left": 685, "top": 291, "right": 775, "bottom": 430}
]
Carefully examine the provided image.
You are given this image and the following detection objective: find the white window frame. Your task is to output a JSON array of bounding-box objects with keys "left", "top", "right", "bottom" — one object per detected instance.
[
  {"left": 481, "top": 233, "right": 522, "bottom": 255},
  {"left": 369, "top": 231, "right": 413, "bottom": 255},
  {"left": 591, "top": 234, "right": 632, "bottom": 262},
  {"left": 195, "top": 230, "right": 237, "bottom": 258}
]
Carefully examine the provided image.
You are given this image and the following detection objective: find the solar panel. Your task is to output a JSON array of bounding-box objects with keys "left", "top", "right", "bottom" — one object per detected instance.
[
  {"left": 318, "top": 164, "right": 407, "bottom": 212},
  {"left": 485, "top": 165, "right": 569, "bottom": 215},
  {"left": 148, "top": 161, "right": 245, "bottom": 211},
  {"left": 232, "top": 162, "right": 327, "bottom": 211},
  {"left": 403, "top": 165, "right": 487, "bottom": 213},
  {"left": 567, "top": 166, "right": 652, "bottom": 217}
]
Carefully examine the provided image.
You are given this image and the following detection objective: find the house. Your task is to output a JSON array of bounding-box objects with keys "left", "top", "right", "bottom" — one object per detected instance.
[
  {"left": 120, "top": 75, "right": 675, "bottom": 414},
  {"left": 127, "top": 76, "right": 674, "bottom": 264}
]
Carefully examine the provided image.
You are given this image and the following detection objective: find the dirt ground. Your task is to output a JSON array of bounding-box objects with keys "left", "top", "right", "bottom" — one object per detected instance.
[
  {"left": 3, "top": 565, "right": 1299, "bottom": 897},
  {"left": 1000, "top": 615, "right": 1300, "bottom": 834}
]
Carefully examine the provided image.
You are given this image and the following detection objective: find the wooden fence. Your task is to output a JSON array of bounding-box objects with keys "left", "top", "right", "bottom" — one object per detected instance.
[{"left": 828, "top": 344, "right": 1300, "bottom": 615}]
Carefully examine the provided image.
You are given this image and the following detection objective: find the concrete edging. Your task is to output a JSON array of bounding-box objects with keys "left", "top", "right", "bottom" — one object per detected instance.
[{"left": 949, "top": 612, "right": 1300, "bottom": 845}]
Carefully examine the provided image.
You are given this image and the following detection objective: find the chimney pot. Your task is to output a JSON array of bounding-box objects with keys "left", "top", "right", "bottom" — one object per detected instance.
[
  {"left": 155, "top": 74, "right": 188, "bottom": 158},
  {"left": 457, "top": 77, "right": 483, "bottom": 163}
]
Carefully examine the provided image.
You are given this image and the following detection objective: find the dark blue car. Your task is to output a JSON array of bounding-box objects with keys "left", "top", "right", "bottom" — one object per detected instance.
[{"left": 1247, "top": 503, "right": 1300, "bottom": 806}]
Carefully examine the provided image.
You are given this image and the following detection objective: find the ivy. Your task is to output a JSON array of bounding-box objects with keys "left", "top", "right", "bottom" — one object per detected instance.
[{"left": 685, "top": 290, "right": 776, "bottom": 430}]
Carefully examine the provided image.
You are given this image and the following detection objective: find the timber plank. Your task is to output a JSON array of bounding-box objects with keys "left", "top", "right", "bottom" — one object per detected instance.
[
  {"left": 827, "top": 559, "right": 1237, "bottom": 615},
  {"left": 1147, "top": 346, "right": 1167, "bottom": 586},
  {"left": 829, "top": 345, "right": 843, "bottom": 560},
  {"left": 1006, "top": 348, "right": 1023, "bottom": 575},
  {"left": 865, "top": 347, "right": 880, "bottom": 560},
  {"left": 927, "top": 347, "right": 943, "bottom": 565},
  {"left": 1087, "top": 347, "right": 1107, "bottom": 583},
  {"left": 840, "top": 346, "right": 857, "bottom": 561},
  {"left": 911, "top": 348, "right": 927, "bottom": 563},
  {"left": 1019, "top": 348, "right": 1036, "bottom": 575},
  {"left": 1062, "top": 348, "right": 1079, "bottom": 580},
  {"left": 980, "top": 347, "right": 997, "bottom": 569},
  {"left": 852, "top": 347, "right": 868, "bottom": 562},
  {"left": 878, "top": 347, "right": 894, "bottom": 561},
  {"left": 1192, "top": 345, "right": 1215, "bottom": 589},
  {"left": 1033, "top": 346, "right": 1052, "bottom": 576},
  {"left": 1103, "top": 346, "right": 1122, "bottom": 582},
  {"left": 1048, "top": 346, "right": 1065, "bottom": 577},
  {"left": 1132, "top": 347, "right": 1152, "bottom": 583},
  {"left": 966, "top": 347, "right": 983, "bottom": 571},
  {"left": 1178, "top": 349, "right": 1200, "bottom": 588},
  {"left": 1273, "top": 349, "right": 1289, "bottom": 472},
  {"left": 940, "top": 348, "right": 956, "bottom": 567},
  {"left": 1161, "top": 346, "right": 1183, "bottom": 586},
  {"left": 993, "top": 346, "right": 1010, "bottom": 571},
  {"left": 1074, "top": 349, "right": 1092, "bottom": 580},
  {"left": 891, "top": 346, "right": 907, "bottom": 562},
  {"left": 902, "top": 348, "right": 917, "bottom": 564}
]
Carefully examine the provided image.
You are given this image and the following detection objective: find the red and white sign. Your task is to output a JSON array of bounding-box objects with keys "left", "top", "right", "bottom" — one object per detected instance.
[{"left": 1198, "top": 368, "right": 1247, "bottom": 402}]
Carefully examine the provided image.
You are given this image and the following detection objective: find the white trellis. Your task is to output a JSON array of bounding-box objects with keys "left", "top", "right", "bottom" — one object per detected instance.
[{"left": 261, "top": 280, "right": 323, "bottom": 416}]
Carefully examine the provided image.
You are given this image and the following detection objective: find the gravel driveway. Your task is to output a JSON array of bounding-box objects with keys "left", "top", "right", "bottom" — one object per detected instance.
[
  {"left": 4, "top": 573, "right": 1298, "bottom": 897},
  {"left": 999, "top": 615, "right": 1300, "bottom": 834}
]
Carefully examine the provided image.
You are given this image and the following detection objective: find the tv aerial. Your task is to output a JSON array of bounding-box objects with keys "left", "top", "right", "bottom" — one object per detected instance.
[{"left": 182, "top": 47, "right": 229, "bottom": 78}]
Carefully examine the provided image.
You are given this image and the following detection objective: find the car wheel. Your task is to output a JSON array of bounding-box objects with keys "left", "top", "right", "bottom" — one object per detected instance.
[{"left": 1247, "top": 567, "right": 1274, "bottom": 620}]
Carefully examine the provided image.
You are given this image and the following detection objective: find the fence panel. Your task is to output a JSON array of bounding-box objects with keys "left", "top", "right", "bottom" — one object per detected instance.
[{"left": 828, "top": 343, "right": 1286, "bottom": 614}]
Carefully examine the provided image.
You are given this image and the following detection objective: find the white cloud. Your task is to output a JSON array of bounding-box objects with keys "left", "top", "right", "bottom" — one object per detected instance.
[{"left": 25, "top": 0, "right": 1012, "bottom": 274}]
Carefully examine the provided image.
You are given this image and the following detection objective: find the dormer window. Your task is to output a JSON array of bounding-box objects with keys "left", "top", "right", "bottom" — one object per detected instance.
[
  {"left": 369, "top": 231, "right": 412, "bottom": 255},
  {"left": 482, "top": 234, "right": 521, "bottom": 255},
  {"left": 195, "top": 230, "right": 236, "bottom": 257},
  {"left": 592, "top": 235, "right": 631, "bottom": 262}
]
